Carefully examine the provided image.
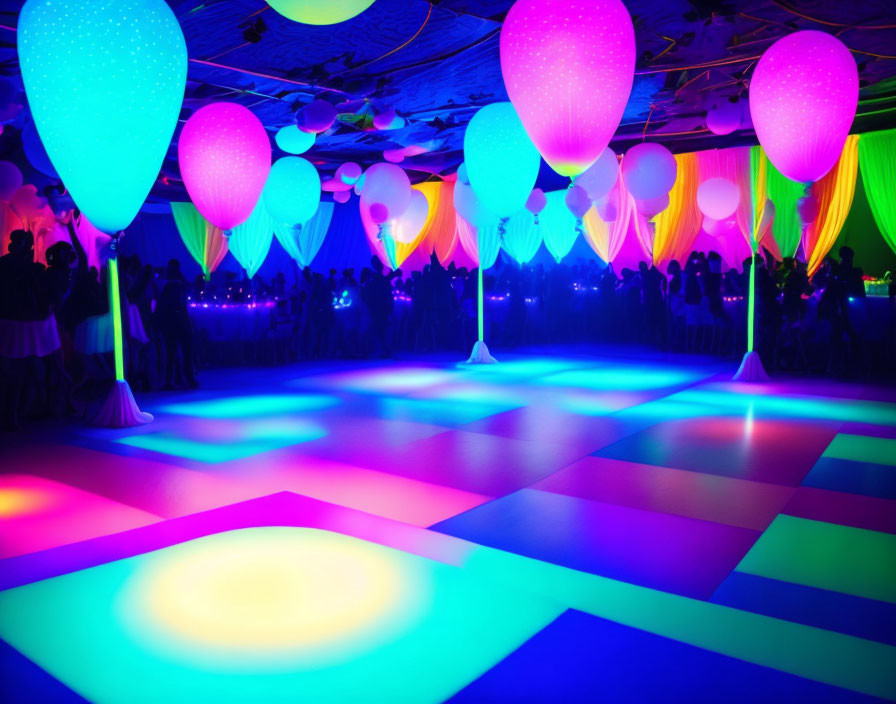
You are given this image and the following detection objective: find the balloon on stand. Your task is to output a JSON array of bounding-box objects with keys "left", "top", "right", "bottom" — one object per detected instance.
[
  {"left": 454, "top": 178, "right": 497, "bottom": 229},
  {"left": 500, "top": 0, "right": 635, "bottom": 177},
  {"left": 565, "top": 185, "right": 591, "bottom": 219},
  {"left": 705, "top": 100, "right": 742, "bottom": 136},
  {"left": 635, "top": 193, "right": 669, "bottom": 219},
  {"left": 179, "top": 102, "right": 271, "bottom": 232},
  {"left": 333, "top": 190, "right": 351, "bottom": 204},
  {"left": 263, "top": 156, "right": 321, "bottom": 227},
  {"left": 336, "top": 162, "right": 362, "bottom": 185},
  {"left": 0, "top": 161, "right": 23, "bottom": 200},
  {"left": 697, "top": 177, "right": 740, "bottom": 220},
  {"left": 574, "top": 147, "right": 619, "bottom": 200},
  {"left": 267, "top": 0, "right": 375, "bottom": 25},
  {"left": 18, "top": 0, "right": 187, "bottom": 235},
  {"left": 275, "top": 124, "right": 315, "bottom": 154},
  {"left": 797, "top": 194, "right": 819, "bottom": 224},
  {"left": 621, "top": 142, "right": 677, "bottom": 201},
  {"left": 749, "top": 30, "right": 858, "bottom": 183},
  {"left": 464, "top": 102, "right": 540, "bottom": 219},
  {"left": 392, "top": 189, "right": 429, "bottom": 244},
  {"left": 526, "top": 188, "right": 547, "bottom": 223},
  {"left": 360, "top": 162, "right": 411, "bottom": 220},
  {"left": 296, "top": 99, "right": 337, "bottom": 134}
]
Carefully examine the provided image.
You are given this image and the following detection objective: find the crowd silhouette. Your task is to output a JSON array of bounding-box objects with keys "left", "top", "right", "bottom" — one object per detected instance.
[{"left": 1, "top": 213, "right": 894, "bottom": 429}]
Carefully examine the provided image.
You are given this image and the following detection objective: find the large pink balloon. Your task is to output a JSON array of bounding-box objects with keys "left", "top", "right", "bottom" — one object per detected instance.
[
  {"left": 178, "top": 103, "right": 271, "bottom": 231},
  {"left": 622, "top": 143, "right": 677, "bottom": 201},
  {"left": 500, "top": 0, "right": 635, "bottom": 178},
  {"left": 574, "top": 147, "right": 618, "bottom": 200},
  {"left": 749, "top": 31, "right": 858, "bottom": 183},
  {"left": 360, "top": 163, "right": 411, "bottom": 220},
  {"left": 697, "top": 178, "right": 740, "bottom": 220}
]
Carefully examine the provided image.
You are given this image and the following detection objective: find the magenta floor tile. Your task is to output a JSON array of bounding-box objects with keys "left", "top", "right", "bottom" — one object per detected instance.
[
  {"left": 459, "top": 407, "right": 645, "bottom": 454},
  {"left": 432, "top": 488, "right": 760, "bottom": 599},
  {"left": 783, "top": 487, "right": 896, "bottom": 534},
  {"left": 594, "top": 417, "right": 838, "bottom": 486},
  {"left": 533, "top": 457, "right": 795, "bottom": 531},
  {"left": 308, "top": 430, "right": 592, "bottom": 496}
]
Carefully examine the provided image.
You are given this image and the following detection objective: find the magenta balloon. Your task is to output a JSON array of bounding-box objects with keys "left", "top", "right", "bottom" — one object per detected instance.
[
  {"left": 336, "top": 162, "right": 362, "bottom": 185},
  {"left": 383, "top": 148, "right": 404, "bottom": 163},
  {"left": 333, "top": 190, "right": 350, "bottom": 204},
  {"left": 526, "top": 187, "right": 547, "bottom": 215},
  {"left": 635, "top": 193, "right": 669, "bottom": 218},
  {"left": 595, "top": 195, "right": 617, "bottom": 223},
  {"left": 297, "top": 99, "right": 337, "bottom": 134},
  {"left": 0, "top": 160, "right": 23, "bottom": 201},
  {"left": 178, "top": 102, "right": 271, "bottom": 230},
  {"left": 574, "top": 147, "right": 618, "bottom": 200},
  {"left": 321, "top": 177, "right": 352, "bottom": 193},
  {"left": 749, "top": 31, "right": 858, "bottom": 183},
  {"left": 500, "top": 0, "right": 635, "bottom": 178},
  {"left": 797, "top": 195, "right": 819, "bottom": 223},
  {"left": 565, "top": 185, "right": 591, "bottom": 219},
  {"left": 621, "top": 143, "right": 677, "bottom": 201},
  {"left": 705, "top": 100, "right": 742, "bottom": 136},
  {"left": 697, "top": 177, "right": 740, "bottom": 220},
  {"left": 373, "top": 108, "right": 397, "bottom": 131},
  {"left": 360, "top": 163, "right": 411, "bottom": 219},
  {"left": 369, "top": 202, "right": 389, "bottom": 225}
]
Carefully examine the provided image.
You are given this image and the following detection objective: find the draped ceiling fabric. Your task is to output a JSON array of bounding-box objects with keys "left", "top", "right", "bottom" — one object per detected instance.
[
  {"left": 229, "top": 198, "right": 273, "bottom": 278},
  {"left": 273, "top": 201, "right": 334, "bottom": 269},
  {"left": 803, "top": 135, "right": 860, "bottom": 277},
  {"left": 540, "top": 190, "right": 578, "bottom": 262},
  {"left": 858, "top": 129, "right": 896, "bottom": 257},
  {"left": 651, "top": 152, "right": 702, "bottom": 267},
  {"left": 170, "top": 202, "right": 228, "bottom": 280},
  {"left": 500, "top": 208, "right": 543, "bottom": 265}
]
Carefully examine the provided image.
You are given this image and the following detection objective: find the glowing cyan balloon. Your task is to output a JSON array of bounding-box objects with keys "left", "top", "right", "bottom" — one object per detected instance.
[
  {"left": 464, "top": 102, "right": 540, "bottom": 219},
  {"left": 336, "top": 162, "right": 362, "bottom": 185},
  {"left": 18, "top": 0, "right": 187, "bottom": 234},
  {"left": 179, "top": 103, "right": 271, "bottom": 231},
  {"left": 22, "top": 121, "right": 58, "bottom": 178},
  {"left": 454, "top": 179, "right": 497, "bottom": 228},
  {"left": 621, "top": 143, "right": 677, "bottom": 201},
  {"left": 275, "top": 125, "right": 315, "bottom": 154},
  {"left": 360, "top": 163, "right": 411, "bottom": 220},
  {"left": 263, "top": 157, "right": 321, "bottom": 227},
  {"left": 697, "top": 178, "right": 740, "bottom": 220},
  {"left": 267, "top": 0, "right": 375, "bottom": 25},
  {"left": 392, "top": 189, "right": 429, "bottom": 244},
  {"left": 575, "top": 147, "right": 618, "bottom": 200},
  {"left": 749, "top": 31, "right": 858, "bottom": 183},
  {"left": 500, "top": 0, "right": 635, "bottom": 177}
]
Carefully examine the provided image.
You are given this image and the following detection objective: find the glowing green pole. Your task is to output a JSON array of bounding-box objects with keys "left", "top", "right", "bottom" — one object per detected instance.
[
  {"left": 108, "top": 235, "right": 125, "bottom": 382},
  {"left": 477, "top": 265, "right": 484, "bottom": 342},
  {"left": 747, "top": 238, "right": 756, "bottom": 353}
]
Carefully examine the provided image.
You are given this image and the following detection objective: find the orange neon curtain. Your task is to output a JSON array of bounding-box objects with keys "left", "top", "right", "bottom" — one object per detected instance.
[
  {"left": 651, "top": 152, "right": 702, "bottom": 266},
  {"left": 802, "top": 134, "right": 859, "bottom": 277}
]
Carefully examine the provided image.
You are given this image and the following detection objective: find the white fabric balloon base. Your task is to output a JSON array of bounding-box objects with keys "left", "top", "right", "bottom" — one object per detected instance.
[
  {"left": 93, "top": 380, "right": 154, "bottom": 428},
  {"left": 733, "top": 351, "right": 768, "bottom": 382},
  {"left": 466, "top": 340, "right": 498, "bottom": 365}
]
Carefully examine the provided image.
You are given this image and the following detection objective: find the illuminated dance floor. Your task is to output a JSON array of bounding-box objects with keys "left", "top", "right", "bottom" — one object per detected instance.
[{"left": 2, "top": 348, "right": 895, "bottom": 702}]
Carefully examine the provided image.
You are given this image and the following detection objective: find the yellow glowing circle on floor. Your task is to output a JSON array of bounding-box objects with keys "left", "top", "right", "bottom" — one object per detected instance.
[
  {"left": 267, "top": 0, "right": 375, "bottom": 25},
  {"left": 119, "top": 527, "right": 425, "bottom": 668},
  {"left": 0, "top": 486, "right": 53, "bottom": 518}
]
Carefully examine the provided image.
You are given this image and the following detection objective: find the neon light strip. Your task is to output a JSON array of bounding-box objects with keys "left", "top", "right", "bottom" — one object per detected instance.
[
  {"left": 108, "top": 256, "right": 125, "bottom": 382},
  {"left": 477, "top": 266, "right": 484, "bottom": 342}
]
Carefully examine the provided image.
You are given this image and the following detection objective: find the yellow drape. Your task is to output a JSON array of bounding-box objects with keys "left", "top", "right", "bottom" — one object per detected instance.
[
  {"left": 582, "top": 207, "right": 609, "bottom": 261},
  {"left": 651, "top": 152, "right": 702, "bottom": 266},
  {"left": 804, "top": 135, "right": 859, "bottom": 277},
  {"left": 391, "top": 182, "right": 441, "bottom": 267}
]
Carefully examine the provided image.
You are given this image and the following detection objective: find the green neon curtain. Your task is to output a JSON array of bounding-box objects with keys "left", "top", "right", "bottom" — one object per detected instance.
[
  {"left": 273, "top": 202, "right": 335, "bottom": 268},
  {"left": 858, "top": 128, "right": 896, "bottom": 257},
  {"left": 757, "top": 148, "right": 804, "bottom": 258},
  {"left": 170, "top": 202, "right": 227, "bottom": 280},
  {"left": 229, "top": 198, "right": 274, "bottom": 278}
]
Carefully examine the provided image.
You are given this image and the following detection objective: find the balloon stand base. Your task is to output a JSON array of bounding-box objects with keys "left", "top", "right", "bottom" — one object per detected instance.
[
  {"left": 733, "top": 351, "right": 768, "bottom": 382},
  {"left": 466, "top": 340, "right": 498, "bottom": 365},
  {"left": 92, "top": 380, "right": 154, "bottom": 428}
]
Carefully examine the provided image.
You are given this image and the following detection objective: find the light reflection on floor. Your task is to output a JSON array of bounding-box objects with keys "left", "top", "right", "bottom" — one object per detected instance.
[{"left": 1, "top": 347, "right": 895, "bottom": 701}]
